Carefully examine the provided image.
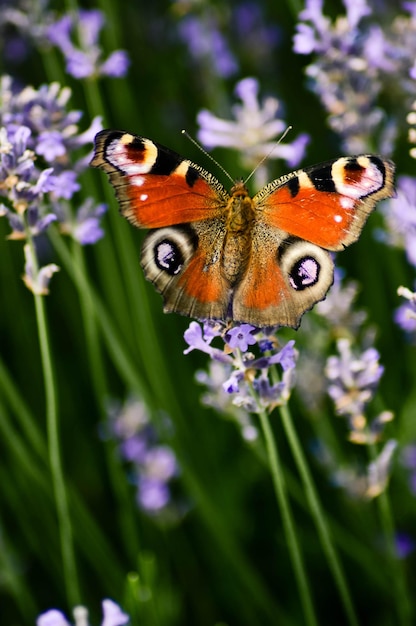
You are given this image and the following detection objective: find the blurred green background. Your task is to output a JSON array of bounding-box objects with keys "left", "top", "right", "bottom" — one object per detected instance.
[{"left": 1, "top": 1, "right": 416, "bottom": 625}]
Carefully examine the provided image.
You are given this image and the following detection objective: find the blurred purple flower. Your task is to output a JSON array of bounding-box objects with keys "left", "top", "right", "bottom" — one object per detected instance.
[
  {"left": 395, "top": 532, "right": 415, "bottom": 559},
  {"left": 50, "top": 171, "right": 80, "bottom": 200},
  {"left": 400, "top": 444, "right": 416, "bottom": 495},
  {"left": 22, "top": 243, "right": 59, "bottom": 295},
  {"left": 138, "top": 477, "right": 171, "bottom": 511},
  {"left": 108, "top": 397, "right": 179, "bottom": 517},
  {"left": 316, "top": 269, "right": 367, "bottom": 332},
  {"left": 197, "top": 77, "right": 309, "bottom": 185},
  {"left": 37, "top": 599, "right": 129, "bottom": 626},
  {"left": 293, "top": 0, "right": 416, "bottom": 153},
  {"left": 381, "top": 176, "right": 416, "bottom": 268},
  {"left": 395, "top": 286, "right": 416, "bottom": 335},
  {"left": 178, "top": 15, "right": 238, "bottom": 78},
  {"left": 70, "top": 199, "right": 107, "bottom": 245},
  {"left": 0, "top": 76, "right": 105, "bottom": 251},
  {"left": 326, "top": 339, "right": 384, "bottom": 415},
  {"left": 197, "top": 78, "right": 309, "bottom": 187},
  {"left": 325, "top": 338, "right": 393, "bottom": 444},
  {"left": 0, "top": 125, "right": 58, "bottom": 237},
  {"left": 47, "top": 9, "right": 129, "bottom": 80},
  {"left": 36, "top": 130, "right": 67, "bottom": 161}
]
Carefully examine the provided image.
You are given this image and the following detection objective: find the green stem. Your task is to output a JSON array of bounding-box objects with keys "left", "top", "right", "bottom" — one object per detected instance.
[
  {"left": 370, "top": 441, "right": 412, "bottom": 626},
  {"left": 257, "top": 408, "right": 318, "bottom": 626},
  {"left": 280, "top": 404, "right": 359, "bottom": 626},
  {"left": 26, "top": 234, "right": 80, "bottom": 606}
]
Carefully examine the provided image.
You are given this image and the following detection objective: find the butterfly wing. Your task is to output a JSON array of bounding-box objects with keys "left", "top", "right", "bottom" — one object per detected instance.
[
  {"left": 233, "top": 155, "right": 395, "bottom": 328},
  {"left": 91, "top": 130, "right": 232, "bottom": 319},
  {"left": 253, "top": 155, "right": 395, "bottom": 250}
]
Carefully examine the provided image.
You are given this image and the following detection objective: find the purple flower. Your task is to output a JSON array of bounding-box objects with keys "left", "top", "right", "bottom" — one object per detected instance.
[
  {"left": 395, "top": 285, "right": 416, "bottom": 334},
  {"left": 183, "top": 321, "right": 233, "bottom": 363},
  {"left": 395, "top": 533, "right": 415, "bottom": 559},
  {"left": 326, "top": 339, "right": 384, "bottom": 408},
  {"left": 0, "top": 125, "right": 58, "bottom": 237},
  {"left": 185, "top": 320, "right": 298, "bottom": 415},
  {"left": 22, "top": 243, "right": 60, "bottom": 295},
  {"left": 47, "top": 10, "right": 129, "bottom": 80},
  {"left": 36, "top": 130, "right": 67, "bottom": 162},
  {"left": 325, "top": 338, "right": 392, "bottom": 444},
  {"left": 107, "top": 397, "right": 179, "bottom": 517},
  {"left": 315, "top": 269, "right": 367, "bottom": 332},
  {"left": 100, "top": 50, "right": 131, "bottom": 78},
  {"left": 71, "top": 199, "right": 107, "bottom": 245},
  {"left": 292, "top": 0, "right": 416, "bottom": 153},
  {"left": 225, "top": 324, "right": 257, "bottom": 352},
  {"left": 177, "top": 15, "right": 238, "bottom": 78},
  {"left": 196, "top": 77, "right": 309, "bottom": 186},
  {"left": 37, "top": 599, "right": 129, "bottom": 626},
  {"left": 138, "top": 477, "right": 171, "bottom": 512},
  {"left": 50, "top": 171, "right": 80, "bottom": 200},
  {"left": 381, "top": 176, "right": 416, "bottom": 267},
  {"left": 401, "top": 444, "right": 416, "bottom": 470},
  {"left": 0, "top": 77, "right": 105, "bottom": 251}
]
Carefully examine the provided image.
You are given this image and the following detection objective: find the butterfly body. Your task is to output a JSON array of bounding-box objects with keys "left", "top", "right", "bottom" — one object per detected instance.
[{"left": 91, "top": 130, "right": 395, "bottom": 328}]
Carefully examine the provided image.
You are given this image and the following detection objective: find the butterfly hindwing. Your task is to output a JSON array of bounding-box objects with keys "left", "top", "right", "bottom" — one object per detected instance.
[{"left": 141, "top": 220, "right": 231, "bottom": 321}]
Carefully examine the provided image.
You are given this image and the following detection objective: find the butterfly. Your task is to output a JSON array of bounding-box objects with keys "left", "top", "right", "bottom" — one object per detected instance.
[{"left": 91, "top": 129, "right": 395, "bottom": 328}]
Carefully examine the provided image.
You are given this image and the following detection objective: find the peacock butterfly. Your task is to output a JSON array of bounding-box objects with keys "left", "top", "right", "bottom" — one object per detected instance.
[{"left": 91, "top": 129, "right": 395, "bottom": 328}]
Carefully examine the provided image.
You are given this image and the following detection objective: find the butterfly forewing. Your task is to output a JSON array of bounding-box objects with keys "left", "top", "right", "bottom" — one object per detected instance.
[
  {"left": 91, "top": 130, "right": 230, "bottom": 228},
  {"left": 254, "top": 155, "right": 395, "bottom": 250}
]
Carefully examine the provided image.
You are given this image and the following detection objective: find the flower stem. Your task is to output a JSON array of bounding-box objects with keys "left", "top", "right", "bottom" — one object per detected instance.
[
  {"left": 257, "top": 408, "right": 318, "bottom": 626},
  {"left": 27, "top": 235, "right": 80, "bottom": 606},
  {"left": 279, "top": 404, "right": 359, "bottom": 626},
  {"left": 370, "top": 443, "right": 412, "bottom": 625}
]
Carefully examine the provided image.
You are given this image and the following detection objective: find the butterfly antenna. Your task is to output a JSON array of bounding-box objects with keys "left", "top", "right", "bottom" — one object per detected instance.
[
  {"left": 181, "top": 129, "right": 235, "bottom": 184},
  {"left": 244, "top": 125, "right": 293, "bottom": 185}
]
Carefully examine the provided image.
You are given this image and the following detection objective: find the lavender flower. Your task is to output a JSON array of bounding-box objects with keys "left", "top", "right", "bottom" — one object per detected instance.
[
  {"left": 197, "top": 77, "right": 309, "bottom": 186},
  {"left": 22, "top": 243, "right": 59, "bottom": 295},
  {"left": 293, "top": 0, "right": 416, "bottom": 153},
  {"left": 195, "top": 361, "right": 259, "bottom": 441},
  {"left": 0, "top": 76, "right": 106, "bottom": 247},
  {"left": 47, "top": 10, "right": 129, "bottom": 80},
  {"left": 0, "top": 0, "right": 53, "bottom": 64},
  {"left": 325, "top": 338, "right": 393, "bottom": 444},
  {"left": 184, "top": 320, "right": 298, "bottom": 416},
  {"left": 400, "top": 444, "right": 416, "bottom": 495},
  {"left": 0, "top": 125, "right": 57, "bottom": 238},
  {"left": 313, "top": 438, "right": 397, "bottom": 499},
  {"left": 107, "top": 397, "right": 179, "bottom": 516},
  {"left": 408, "top": 99, "right": 416, "bottom": 158},
  {"left": 56, "top": 198, "right": 107, "bottom": 245},
  {"left": 381, "top": 176, "right": 416, "bottom": 268},
  {"left": 366, "top": 439, "right": 398, "bottom": 498},
  {"left": 177, "top": 14, "right": 238, "bottom": 78},
  {"left": 315, "top": 269, "right": 367, "bottom": 332},
  {"left": 225, "top": 324, "right": 257, "bottom": 352},
  {"left": 395, "top": 532, "right": 415, "bottom": 559},
  {"left": 36, "top": 599, "right": 129, "bottom": 626},
  {"left": 395, "top": 286, "right": 416, "bottom": 335}
]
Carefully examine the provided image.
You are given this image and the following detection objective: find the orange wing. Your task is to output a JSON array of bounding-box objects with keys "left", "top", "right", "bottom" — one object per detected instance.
[
  {"left": 91, "top": 130, "right": 230, "bottom": 228},
  {"left": 254, "top": 155, "right": 395, "bottom": 250}
]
